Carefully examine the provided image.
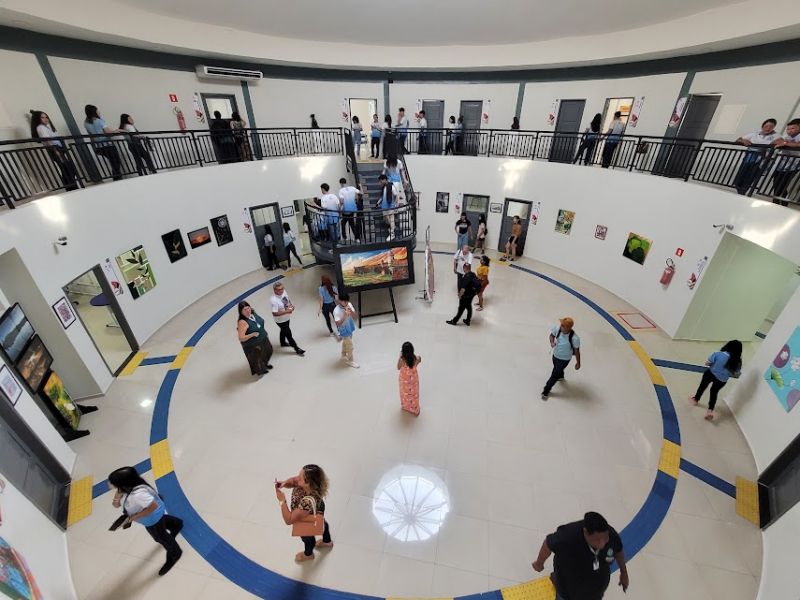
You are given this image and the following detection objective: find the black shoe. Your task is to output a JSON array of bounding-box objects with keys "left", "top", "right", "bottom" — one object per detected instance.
[
  {"left": 158, "top": 550, "right": 182, "bottom": 576},
  {"left": 169, "top": 521, "right": 184, "bottom": 538},
  {"left": 446, "top": 319, "right": 457, "bottom": 326},
  {"left": 462, "top": 319, "right": 470, "bottom": 326},
  {"left": 295, "top": 349, "right": 306, "bottom": 356},
  {"left": 541, "top": 393, "right": 549, "bottom": 401},
  {"left": 266, "top": 364, "right": 274, "bottom": 370}
]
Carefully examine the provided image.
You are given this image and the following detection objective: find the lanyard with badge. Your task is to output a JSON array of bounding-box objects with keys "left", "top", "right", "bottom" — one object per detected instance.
[
  {"left": 249, "top": 315, "right": 261, "bottom": 329},
  {"left": 588, "top": 544, "right": 600, "bottom": 571}
]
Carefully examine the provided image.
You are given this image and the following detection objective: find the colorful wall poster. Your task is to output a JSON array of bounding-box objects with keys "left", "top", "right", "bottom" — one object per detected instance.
[
  {"left": 764, "top": 326, "right": 800, "bottom": 412},
  {"left": 0, "top": 365, "right": 22, "bottom": 406},
  {"left": 629, "top": 97, "right": 645, "bottom": 127},
  {"left": 242, "top": 208, "right": 253, "bottom": 234},
  {"left": 211, "top": 215, "right": 233, "bottom": 246},
  {"left": 115, "top": 246, "right": 157, "bottom": 299},
  {"left": 102, "top": 258, "right": 123, "bottom": 296},
  {"left": 161, "top": 229, "right": 188, "bottom": 263},
  {"left": 187, "top": 227, "right": 212, "bottom": 249},
  {"left": 622, "top": 232, "right": 653, "bottom": 265},
  {"left": 0, "top": 536, "right": 43, "bottom": 600},
  {"left": 595, "top": 225, "right": 608, "bottom": 240},
  {"left": 554, "top": 209, "right": 575, "bottom": 235},
  {"left": 0, "top": 305, "right": 34, "bottom": 364},
  {"left": 15, "top": 336, "right": 52, "bottom": 392},
  {"left": 41, "top": 371, "right": 80, "bottom": 430}
]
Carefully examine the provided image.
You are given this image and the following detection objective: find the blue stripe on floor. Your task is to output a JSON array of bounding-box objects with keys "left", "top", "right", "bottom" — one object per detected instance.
[
  {"left": 617, "top": 470, "right": 677, "bottom": 563},
  {"left": 92, "top": 458, "right": 152, "bottom": 499},
  {"left": 140, "top": 355, "right": 177, "bottom": 366},
  {"left": 654, "top": 384, "right": 681, "bottom": 445},
  {"left": 652, "top": 359, "right": 706, "bottom": 373},
  {"left": 679, "top": 458, "right": 736, "bottom": 498}
]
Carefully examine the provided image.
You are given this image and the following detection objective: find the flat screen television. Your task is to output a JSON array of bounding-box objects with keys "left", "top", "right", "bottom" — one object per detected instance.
[
  {"left": 0, "top": 304, "right": 35, "bottom": 363},
  {"left": 334, "top": 241, "right": 415, "bottom": 293}
]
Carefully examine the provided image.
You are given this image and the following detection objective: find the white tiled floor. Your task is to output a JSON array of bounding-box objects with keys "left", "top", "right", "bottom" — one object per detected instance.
[{"left": 66, "top": 246, "right": 763, "bottom": 599}]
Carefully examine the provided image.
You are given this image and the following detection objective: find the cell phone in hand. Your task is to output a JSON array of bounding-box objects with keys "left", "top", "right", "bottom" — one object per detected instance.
[{"left": 109, "top": 514, "right": 128, "bottom": 531}]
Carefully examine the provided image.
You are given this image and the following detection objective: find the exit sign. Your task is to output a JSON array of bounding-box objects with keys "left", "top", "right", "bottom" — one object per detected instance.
[
  {"left": 169, "top": 94, "right": 178, "bottom": 103},
  {"left": 676, "top": 248, "right": 684, "bottom": 257}
]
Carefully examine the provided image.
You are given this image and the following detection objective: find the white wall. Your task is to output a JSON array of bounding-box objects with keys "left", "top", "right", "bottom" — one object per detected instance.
[
  {"left": 407, "top": 155, "right": 800, "bottom": 337},
  {"left": 690, "top": 61, "right": 800, "bottom": 139},
  {"left": 390, "top": 83, "right": 520, "bottom": 130},
  {"left": 0, "top": 156, "right": 345, "bottom": 396},
  {"left": 49, "top": 57, "right": 247, "bottom": 132},
  {"left": 0, "top": 49, "right": 65, "bottom": 139},
  {"left": 520, "top": 73, "right": 686, "bottom": 136},
  {"left": 0, "top": 475, "right": 76, "bottom": 599},
  {"left": 247, "top": 78, "right": 384, "bottom": 128}
]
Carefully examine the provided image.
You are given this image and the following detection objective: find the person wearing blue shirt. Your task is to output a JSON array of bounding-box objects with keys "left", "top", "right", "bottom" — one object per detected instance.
[
  {"left": 338, "top": 177, "right": 361, "bottom": 242},
  {"left": 84, "top": 104, "right": 125, "bottom": 180},
  {"left": 370, "top": 114, "right": 382, "bottom": 158},
  {"left": 691, "top": 340, "right": 743, "bottom": 421},
  {"left": 542, "top": 318, "right": 581, "bottom": 400},
  {"left": 318, "top": 275, "right": 339, "bottom": 338},
  {"left": 334, "top": 292, "right": 359, "bottom": 368}
]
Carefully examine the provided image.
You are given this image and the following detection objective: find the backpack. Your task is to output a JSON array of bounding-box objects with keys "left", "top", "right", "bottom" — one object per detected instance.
[{"left": 557, "top": 329, "right": 577, "bottom": 355}]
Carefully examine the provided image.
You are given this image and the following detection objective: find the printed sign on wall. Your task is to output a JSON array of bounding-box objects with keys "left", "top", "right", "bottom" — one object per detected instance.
[
  {"left": 547, "top": 100, "right": 560, "bottom": 127},
  {"left": 764, "top": 326, "right": 800, "bottom": 412},
  {"left": 102, "top": 258, "right": 123, "bottom": 296},
  {"left": 629, "top": 97, "right": 645, "bottom": 127}
]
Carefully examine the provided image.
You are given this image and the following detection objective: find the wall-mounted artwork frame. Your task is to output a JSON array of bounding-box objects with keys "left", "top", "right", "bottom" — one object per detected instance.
[
  {"left": 280, "top": 206, "right": 295, "bottom": 218},
  {"left": 555, "top": 209, "right": 576, "bottom": 235},
  {"left": 435, "top": 192, "right": 449, "bottom": 213},
  {"left": 595, "top": 225, "right": 608, "bottom": 240},
  {"left": 0, "top": 364, "right": 23, "bottom": 406},
  {"left": 489, "top": 203, "right": 502, "bottom": 214},
  {"left": 211, "top": 215, "right": 233, "bottom": 246},
  {"left": 187, "top": 227, "right": 212, "bottom": 249},
  {"left": 0, "top": 304, "right": 35, "bottom": 362},
  {"left": 51, "top": 297, "right": 77, "bottom": 329},
  {"left": 15, "top": 335, "right": 53, "bottom": 392},
  {"left": 115, "top": 246, "right": 157, "bottom": 299},
  {"left": 161, "top": 229, "right": 188, "bottom": 263},
  {"left": 622, "top": 232, "right": 653, "bottom": 265}
]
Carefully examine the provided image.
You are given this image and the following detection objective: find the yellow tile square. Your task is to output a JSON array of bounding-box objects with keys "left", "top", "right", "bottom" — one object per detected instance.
[
  {"left": 658, "top": 439, "right": 681, "bottom": 479},
  {"left": 170, "top": 346, "right": 193, "bottom": 369},
  {"left": 67, "top": 476, "right": 93, "bottom": 527},
  {"left": 150, "top": 439, "right": 175, "bottom": 478},
  {"left": 735, "top": 477, "right": 760, "bottom": 525},
  {"left": 501, "top": 576, "right": 556, "bottom": 600},
  {"left": 119, "top": 351, "right": 147, "bottom": 376}
]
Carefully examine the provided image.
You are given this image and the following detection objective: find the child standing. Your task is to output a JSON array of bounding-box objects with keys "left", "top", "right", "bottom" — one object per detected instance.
[
  {"left": 334, "top": 292, "right": 359, "bottom": 368},
  {"left": 476, "top": 255, "right": 490, "bottom": 310},
  {"left": 398, "top": 342, "right": 422, "bottom": 416}
]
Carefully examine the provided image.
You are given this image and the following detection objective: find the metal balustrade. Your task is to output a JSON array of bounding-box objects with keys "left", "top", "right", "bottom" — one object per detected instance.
[{"left": 2, "top": 126, "right": 798, "bottom": 211}]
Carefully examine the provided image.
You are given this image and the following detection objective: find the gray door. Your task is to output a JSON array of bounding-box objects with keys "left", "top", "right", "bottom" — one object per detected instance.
[
  {"left": 422, "top": 100, "right": 445, "bottom": 154},
  {"left": 250, "top": 203, "right": 284, "bottom": 267},
  {"left": 550, "top": 100, "right": 585, "bottom": 163},
  {"left": 463, "top": 194, "right": 489, "bottom": 246},
  {"left": 460, "top": 101, "right": 483, "bottom": 156},
  {"left": 498, "top": 199, "right": 532, "bottom": 255},
  {"left": 660, "top": 94, "right": 721, "bottom": 177}
]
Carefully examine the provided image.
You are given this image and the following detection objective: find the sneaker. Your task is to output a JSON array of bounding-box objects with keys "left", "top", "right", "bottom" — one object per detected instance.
[
  {"left": 295, "top": 349, "right": 306, "bottom": 356},
  {"left": 476, "top": 306, "right": 484, "bottom": 311},
  {"left": 704, "top": 410, "right": 715, "bottom": 421},
  {"left": 462, "top": 319, "right": 470, "bottom": 326},
  {"left": 446, "top": 319, "right": 457, "bottom": 326},
  {"left": 347, "top": 361, "right": 360, "bottom": 369},
  {"left": 158, "top": 550, "right": 183, "bottom": 576},
  {"left": 499, "top": 257, "right": 507, "bottom": 262},
  {"left": 329, "top": 332, "right": 337, "bottom": 337},
  {"left": 266, "top": 364, "right": 274, "bottom": 370},
  {"left": 689, "top": 396, "right": 699, "bottom": 406},
  {"left": 541, "top": 393, "right": 549, "bottom": 401}
]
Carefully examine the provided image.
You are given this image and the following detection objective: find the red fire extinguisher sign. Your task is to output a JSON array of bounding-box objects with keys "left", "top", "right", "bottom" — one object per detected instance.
[
  {"left": 675, "top": 248, "right": 684, "bottom": 257},
  {"left": 169, "top": 94, "right": 178, "bottom": 103}
]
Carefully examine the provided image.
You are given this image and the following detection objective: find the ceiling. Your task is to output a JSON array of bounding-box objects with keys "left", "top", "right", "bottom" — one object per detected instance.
[{"left": 120, "top": 0, "right": 744, "bottom": 47}]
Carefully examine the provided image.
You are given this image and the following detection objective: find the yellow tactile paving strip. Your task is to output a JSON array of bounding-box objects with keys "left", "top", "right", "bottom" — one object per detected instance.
[
  {"left": 170, "top": 346, "right": 194, "bottom": 369},
  {"left": 627, "top": 340, "right": 666, "bottom": 386},
  {"left": 67, "top": 476, "right": 93, "bottom": 527},
  {"left": 501, "top": 577, "right": 556, "bottom": 600},
  {"left": 735, "top": 477, "right": 760, "bottom": 525},
  {"left": 150, "top": 439, "right": 175, "bottom": 478},
  {"left": 658, "top": 439, "right": 681, "bottom": 479},
  {"left": 118, "top": 351, "right": 147, "bottom": 376}
]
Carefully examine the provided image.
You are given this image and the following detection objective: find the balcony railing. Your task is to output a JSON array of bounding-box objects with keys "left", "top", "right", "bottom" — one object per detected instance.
[{"left": 0, "top": 127, "right": 345, "bottom": 209}]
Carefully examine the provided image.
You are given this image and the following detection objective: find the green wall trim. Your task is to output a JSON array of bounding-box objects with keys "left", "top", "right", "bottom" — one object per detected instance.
[
  {"left": 34, "top": 52, "right": 81, "bottom": 137},
  {"left": 3, "top": 26, "right": 800, "bottom": 84}
]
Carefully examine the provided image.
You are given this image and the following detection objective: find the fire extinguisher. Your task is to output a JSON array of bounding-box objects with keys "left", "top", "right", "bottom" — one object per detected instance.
[
  {"left": 660, "top": 258, "right": 676, "bottom": 286},
  {"left": 174, "top": 107, "right": 187, "bottom": 132}
]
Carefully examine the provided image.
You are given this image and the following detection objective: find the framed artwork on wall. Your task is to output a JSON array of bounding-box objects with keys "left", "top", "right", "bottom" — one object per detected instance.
[
  {"left": 15, "top": 335, "right": 52, "bottom": 392},
  {"left": 0, "top": 304, "right": 35, "bottom": 363},
  {"left": 161, "top": 229, "right": 188, "bottom": 263},
  {"left": 51, "top": 297, "right": 77, "bottom": 329},
  {"left": 435, "top": 192, "right": 449, "bottom": 213},
  {"left": 187, "top": 227, "right": 212, "bottom": 249},
  {"left": 555, "top": 209, "right": 576, "bottom": 235},
  {"left": 622, "top": 232, "right": 653, "bottom": 265},
  {"left": 211, "top": 215, "right": 233, "bottom": 246},
  {"left": 595, "top": 225, "right": 608, "bottom": 240},
  {"left": 115, "top": 246, "right": 157, "bottom": 299},
  {"left": 280, "top": 206, "right": 295, "bottom": 218},
  {"left": 0, "top": 364, "right": 23, "bottom": 406},
  {"left": 489, "top": 203, "right": 502, "bottom": 214}
]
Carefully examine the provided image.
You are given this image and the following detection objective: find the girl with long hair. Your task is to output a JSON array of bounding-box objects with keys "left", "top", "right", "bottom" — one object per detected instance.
[
  {"left": 236, "top": 300, "right": 273, "bottom": 376},
  {"left": 108, "top": 466, "right": 183, "bottom": 575},
  {"left": 381, "top": 114, "right": 392, "bottom": 159},
  {"left": 475, "top": 215, "right": 487, "bottom": 255},
  {"left": 119, "top": 113, "right": 158, "bottom": 175},
  {"left": 84, "top": 104, "right": 125, "bottom": 180},
  {"left": 476, "top": 255, "right": 491, "bottom": 310},
  {"left": 317, "top": 275, "right": 340, "bottom": 338},
  {"left": 574, "top": 112, "right": 602, "bottom": 165},
  {"left": 397, "top": 341, "right": 422, "bottom": 415},
  {"left": 275, "top": 464, "right": 333, "bottom": 562},
  {"left": 690, "top": 340, "right": 743, "bottom": 421},
  {"left": 30, "top": 110, "right": 79, "bottom": 191}
]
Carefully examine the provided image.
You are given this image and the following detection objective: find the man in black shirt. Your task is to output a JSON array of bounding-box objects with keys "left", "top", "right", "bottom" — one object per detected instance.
[
  {"left": 446, "top": 263, "right": 480, "bottom": 326},
  {"left": 532, "top": 512, "right": 629, "bottom": 600}
]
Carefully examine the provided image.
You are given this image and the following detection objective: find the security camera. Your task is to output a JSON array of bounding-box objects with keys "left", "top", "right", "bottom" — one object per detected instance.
[{"left": 54, "top": 236, "right": 68, "bottom": 246}]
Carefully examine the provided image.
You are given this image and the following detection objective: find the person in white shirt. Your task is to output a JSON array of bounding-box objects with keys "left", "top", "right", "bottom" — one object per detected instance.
[
  {"left": 320, "top": 183, "right": 342, "bottom": 244},
  {"left": 263, "top": 225, "right": 279, "bottom": 270},
  {"left": 396, "top": 107, "right": 410, "bottom": 153},
  {"left": 417, "top": 110, "right": 429, "bottom": 154},
  {"left": 735, "top": 118, "right": 780, "bottom": 195},
  {"left": 601, "top": 111, "right": 626, "bottom": 168},
  {"left": 338, "top": 178, "right": 361, "bottom": 242},
  {"left": 282, "top": 222, "right": 303, "bottom": 268},
  {"left": 453, "top": 244, "right": 473, "bottom": 291},
  {"left": 119, "top": 113, "right": 158, "bottom": 176},
  {"left": 444, "top": 115, "right": 457, "bottom": 155},
  {"left": 770, "top": 118, "right": 800, "bottom": 205},
  {"left": 333, "top": 292, "right": 359, "bottom": 368},
  {"left": 270, "top": 282, "right": 305, "bottom": 356},
  {"left": 29, "top": 110, "right": 79, "bottom": 191}
]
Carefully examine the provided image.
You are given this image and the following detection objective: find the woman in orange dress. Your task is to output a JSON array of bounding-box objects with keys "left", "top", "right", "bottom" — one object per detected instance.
[{"left": 398, "top": 342, "right": 421, "bottom": 416}]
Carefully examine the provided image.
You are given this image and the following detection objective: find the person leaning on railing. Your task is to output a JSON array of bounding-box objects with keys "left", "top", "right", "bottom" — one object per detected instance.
[
  {"left": 84, "top": 104, "right": 125, "bottom": 181},
  {"left": 734, "top": 118, "right": 780, "bottom": 195},
  {"left": 770, "top": 118, "right": 800, "bottom": 206},
  {"left": 119, "top": 113, "right": 157, "bottom": 176},
  {"left": 29, "top": 110, "right": 79, "bottom": 191}
]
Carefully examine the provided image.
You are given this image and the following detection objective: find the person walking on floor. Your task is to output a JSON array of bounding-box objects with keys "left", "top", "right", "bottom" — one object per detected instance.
[
  {"left": 370, "top": 113, "right": 382, "bottom": 158},
  {"left": 398, "top": 342, "right": 422, "bottom": 416},
  {"left": 453, "top": 243, "right": 473, "bottom": 291},
  {"left": 263, "top": 225, "right": 279, "bottom": 270},
  {"left": 734, "top": 118, "right": 780, "bottom": 194},
  {"left": 500, "top": 215, "right": 522, "bottom": 261},
  {"left": 318, "top": 275, "right": 340, "bottom": 339},
  {"left": 271, "top": 282, "right": 306, "bottom": 356},
  {"left": 541, "top": 317, "right": 581, "bottom": 400},
  {"left": 237, "top": 301, "right": 273, "bottom": 376},
  {"left": 275, "top": 464, "right": 333, "bottom": 562},
  {"left": 282, "top": 222, "right": 303, "bottom": 268},
  {"left": 690, "top": 340, "right": 742, "bottom": 421},
  {"left": 574, "top": 113, "right": 602, "bottom": 165},
  {"left": 532, "top": 511, "right": 629, "bottom": 600},
  {"left": 108, "top": 466, "right": 184, "bottom": 576},
  {"left": 446, "top": 263, "right": 480, "bottom": 327},
  {"left": 334, "top": 292, "right": 359, "bottom": 368},
  {"left": 455, "top": 212, "right": 472, "bottom": 249},
  {"left": 119, "top": 114, "right": 158, "bottom": 175},
  {"left": 475, "top": 255, "right": 490, "bottom": 311},
  {"left": 474, "top": 215, "right": 487, "bottom": 255}
]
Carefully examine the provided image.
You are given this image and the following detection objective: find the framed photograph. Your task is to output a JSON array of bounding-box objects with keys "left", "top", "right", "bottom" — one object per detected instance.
[
  {"left": 595, "top": 225, "right": 608, "bottom": 240},
  {"left": 280, "top": 205, "right": 295, "bottom": 218},
  {"left": 187, "top": 226, "right": 212, "bottom": 249},
  {"left": 16, "top": 335, "right": 53, "bottom": 392},
  {"left": 0, "top": 364, "right": 23, "bottom": 406},
  {"left": 115, "top": 246, "right": 157, "bottom": 299},
  {"left": 210, "top": 215, "right": 233, "bottom": 246},
  {"left": 555, "top": 209, "right": 576, "bottom": 235},
  {"left": 435, "top": 192, "right": 449, "bottom": 214},
  {"left": 622, "top": 232, "right": 653, "bottom": 265},
  {"left": 489, "top": 203, "right": 502, "bottom": 214},
  {"left": 334, "top": 241, "right": 415, "bottom": 293},
  {"left": 51, "top": 297, "right": 77, "bottom": 329},
  {"left": 0, "top": 303, "right": 35, "bottom": 363},
  {"left": 161, "top": 229, "right": 188, "bottom": 263},
  {"left": 42, "top": 371, "right": 80, "bottom": 430}
]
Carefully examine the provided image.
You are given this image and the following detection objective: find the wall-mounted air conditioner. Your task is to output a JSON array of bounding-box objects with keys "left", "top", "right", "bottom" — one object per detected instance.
[{"left": 195, "top": 65, "right": 263, "bottom": 82}]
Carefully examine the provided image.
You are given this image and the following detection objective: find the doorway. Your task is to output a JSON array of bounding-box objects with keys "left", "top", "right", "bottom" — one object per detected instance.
[
  {"left": 200, "top": 93, "right": 239, "bottom": 122},
  {"left": 459, "top": 100, "right": 483, "bottom": 156},
  {"left": 550, "top": 99, "right": 585, "bottom": 163},
  {"left": 659, "top": 94, "right": 722, "bottom": 178},
  {"left": 349, "top": 98, "right": 377, "bottom": 159},
  {"left": 462, "top": 194, "right": 489, "bottom": 246},
  {"left": 422, "top": 100, "right": 445, "bottom": 154},
  {"left": 498, "top": 199, "right": 532, "bottom": 255},
  {"left": 64, "top": 267, "right": 137, "bottom": 375},
  {"left": 249, "top": 203, "right": 284, "bottom": 268},
  {"left": 293, "top": 198, "right": 314, "bottom": 258},
  {"left": 601, "top": 97, "right": 634, "bottom": 133}
]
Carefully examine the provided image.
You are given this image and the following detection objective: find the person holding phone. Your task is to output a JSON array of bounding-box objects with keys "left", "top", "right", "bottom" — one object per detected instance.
[{"left": 275, "top": 464, "right": 333, "bottom": 562}]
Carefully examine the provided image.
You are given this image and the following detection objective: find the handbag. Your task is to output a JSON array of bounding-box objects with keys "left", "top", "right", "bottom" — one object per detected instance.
[{"left": 291, "top": 496, "right": 325, "bottom": 537}]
